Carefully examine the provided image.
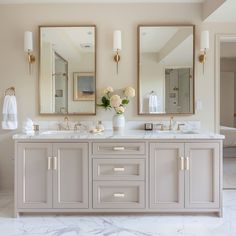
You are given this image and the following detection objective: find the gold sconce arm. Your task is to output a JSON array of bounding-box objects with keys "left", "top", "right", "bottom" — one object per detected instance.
[
  {"left": 114, "top": 49, "right": 121, "bottom": 74},
  {"left": 27, "top": 51, "right": 36, "bottom": 74},
  {"left": 199, "top": 49, "right": 207, "bottom": 74}
]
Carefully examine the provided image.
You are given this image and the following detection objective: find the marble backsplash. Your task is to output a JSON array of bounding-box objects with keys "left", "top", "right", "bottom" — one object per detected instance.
[{"left": 30, "top": 119, "right": 201, "bottom": 132}]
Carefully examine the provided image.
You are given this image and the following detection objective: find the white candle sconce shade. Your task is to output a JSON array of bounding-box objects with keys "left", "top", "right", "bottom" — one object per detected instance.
[
  {"left": 199, "top": 30, "right": 209, "bottom": 74},
  {"left": 24, "top": 31, "right": 36, "bottom": 74},
  {"left": 113, "top": 30, "right": 122, "bottom": 74}
]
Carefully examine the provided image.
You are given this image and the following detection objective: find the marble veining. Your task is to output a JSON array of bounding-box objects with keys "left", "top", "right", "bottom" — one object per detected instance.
[
  {"left": 0, "top": 191, "right": 236, "bottom": 236},
  {"left": 13, "top": 130, "right": 224, "bottom": 140}
]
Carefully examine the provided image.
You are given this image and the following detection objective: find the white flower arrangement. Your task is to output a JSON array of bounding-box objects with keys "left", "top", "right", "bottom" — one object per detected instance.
[{"left": 97, "top": 86, "right": 135, "bottom": 114}]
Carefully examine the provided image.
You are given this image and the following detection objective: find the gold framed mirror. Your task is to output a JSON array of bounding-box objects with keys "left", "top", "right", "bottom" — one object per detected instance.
[
  {"left": 39, "top": 25, "right": 96, "bottom": 115},
  {"left": 138, "top": 25, "right": 195, "bottom": 115}
]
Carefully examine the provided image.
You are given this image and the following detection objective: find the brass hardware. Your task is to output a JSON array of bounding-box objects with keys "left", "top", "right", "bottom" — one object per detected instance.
[
  {"left": 4, "top": 87, "right": 15, "bottom": 96},
  {"left": 113, "top": 193, "right": 125, "bottom": 198},
  {"left": 155, "top": 123, "right": 164, "bottom": 131},
  {"left": 27, "top": 51, "right": 35, "bottom": 75},
  {"left": 177, "top": 124, "right": 185, "bottom": 131},
  {"left": 53, "top": 157, "right": 57, "bottom": 170},
  {"left": 74, "top": 123, "right": 81, "bottom": 131},
  {"left": 113, "top": 167, "right": 125, "bottom": 172},
  {"left": 64, "top": 116, "right": 70, "bottom": 130},
  {"left": 199, "top": 49, "right": 207, "bottom": 74},
  {"left": 113, "top": 146, "right": 125, "bottom": 151},
  {"left": 47, "top": 157, "right": 52, "bottom": 170},
  {"left": 114, "top": 49, "right": 120, "bottom": 74},
  {"left": 180, "top": 157, "right": 185, "bottom": 171},
  {"left": 169, "top": 116, "right": 174, "bottom": 130},
  {"left": 185, "top": 157, "right": 190, "bottom": 170}
]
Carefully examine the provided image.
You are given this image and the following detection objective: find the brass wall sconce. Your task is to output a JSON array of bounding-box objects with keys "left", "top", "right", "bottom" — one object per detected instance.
[
  {"left": 24, "top": 31, "right": 35, "bottom": 74},
  {"left": 199, "top": 30, "right": 209, "bottom": 74},
  {"left": 113, "top": 30, "right": 122, "bottom": 74}
]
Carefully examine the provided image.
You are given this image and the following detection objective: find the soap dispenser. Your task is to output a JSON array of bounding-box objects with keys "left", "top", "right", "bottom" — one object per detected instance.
[{"left": 96, "top": 121, "right": 105, "bottom": 132}]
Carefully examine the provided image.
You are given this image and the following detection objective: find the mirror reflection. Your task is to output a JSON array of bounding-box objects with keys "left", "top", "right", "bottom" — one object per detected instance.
[
  {"left": 138, "top": 25, "right": 194, "bottom": 115},
  {"left": 39, "top": 26, "right": 96, "bottom": 115}
]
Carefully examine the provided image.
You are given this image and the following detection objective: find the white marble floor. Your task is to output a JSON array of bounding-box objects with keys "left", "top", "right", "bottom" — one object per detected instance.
[
  {"left": 224, "top": 157, "right": 236, "bottom": 189},
  {"left": 0, "top": 191, "right": 236, "bottom": 236}
]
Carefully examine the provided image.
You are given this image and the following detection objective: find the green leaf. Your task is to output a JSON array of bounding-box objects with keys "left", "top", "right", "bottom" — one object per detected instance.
[{"left": 122, "top": 99, "right": 129, "bottom": 105}]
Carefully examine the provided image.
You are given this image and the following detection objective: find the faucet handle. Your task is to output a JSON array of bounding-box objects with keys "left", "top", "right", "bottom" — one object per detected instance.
[
  {"left": 154, "top": 123, "right": 164, "bottom": 131},
  {"left": 64, "top": 116, "right": 69, "bottom": 122},
  {"left": 177, "top": 123, "right": 185, "bottom": 131}
]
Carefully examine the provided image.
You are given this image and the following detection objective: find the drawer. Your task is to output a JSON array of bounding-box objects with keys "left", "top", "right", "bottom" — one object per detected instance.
[
  {"left": 92, "top": 142, "right": 146, "bottom": 156},
  {"left": 93, "top": 159, "right": 145, "bottom": 181},
  {"left": 93, "top": 181, "right": 145, "bottom": 209}
]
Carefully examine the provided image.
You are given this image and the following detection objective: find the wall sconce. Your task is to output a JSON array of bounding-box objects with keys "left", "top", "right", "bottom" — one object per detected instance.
[
  {"left": 113, "top": 30, "right": 122, "bottom": 74},
  {"left": 24, "top": 31, "right": 35, "bottom": 74},
  {"left": 199, "top": 30, "right": 209, "bottom": 74}
]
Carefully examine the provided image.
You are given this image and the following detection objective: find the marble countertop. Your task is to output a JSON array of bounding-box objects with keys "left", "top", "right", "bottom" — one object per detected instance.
[{"left": 13, "top": 130, "right": 225, "bottom": 140}]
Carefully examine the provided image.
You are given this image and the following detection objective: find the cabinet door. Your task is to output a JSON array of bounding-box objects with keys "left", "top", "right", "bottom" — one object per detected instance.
[
  {"left": 17, "top": 143, "right": 53, "bottom": 209},
  {"left": 150, "top": 143, "right": 185, "bottom": 209},
  {"left": 185, "top": 143, "right": 220, "bottom": 209},
  {"left": 53, "top": 143, "right": 89, "bottom": 208}
]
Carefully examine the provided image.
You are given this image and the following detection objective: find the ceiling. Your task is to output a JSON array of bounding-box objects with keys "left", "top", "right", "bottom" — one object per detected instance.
[
  {"left": 41, "top": 27, "right": 94, "bottom": 61},
  {"left": 0, "top": 0, "right": 204, "bottom": 4},
  {"left": 205, "top": 0, "right": 236, "bottom": 22}
]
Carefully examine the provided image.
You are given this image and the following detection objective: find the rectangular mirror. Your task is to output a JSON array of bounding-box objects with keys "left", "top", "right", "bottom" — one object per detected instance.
[
  {"left": 138, "top": 25, "right": 195, "bottom": 115},
  {"left": 39, "top": 25, "right": 96, "bottom": 115}
]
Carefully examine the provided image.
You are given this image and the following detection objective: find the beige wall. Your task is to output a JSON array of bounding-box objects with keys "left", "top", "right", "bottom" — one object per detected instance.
[{"left": 0, "top": 3, "right": 236, "bottom": 191}]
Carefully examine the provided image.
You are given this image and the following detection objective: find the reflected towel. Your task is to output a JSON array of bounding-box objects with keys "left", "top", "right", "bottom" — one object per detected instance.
[
  {"left": 149, "top": 94, "right": 159, "bottom": 113},
  {"left": 2, "top": 95, "right": 18, "bottom": 130}
]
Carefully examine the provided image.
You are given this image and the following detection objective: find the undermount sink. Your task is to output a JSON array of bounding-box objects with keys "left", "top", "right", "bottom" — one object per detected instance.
[
  {"left": 155, "top": 130, "right": 199, "bottom": 135},
  {"left": 41, "top": 130, "right": 87, "bottom": 135}
]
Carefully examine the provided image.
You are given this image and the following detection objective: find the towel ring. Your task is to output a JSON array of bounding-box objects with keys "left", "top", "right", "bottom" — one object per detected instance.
[{"left": 5, "top": 87, "right": 15, "bottom": 96}]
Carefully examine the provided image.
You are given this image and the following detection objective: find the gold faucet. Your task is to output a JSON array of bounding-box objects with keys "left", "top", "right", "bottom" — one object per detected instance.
[
  {"left": 64, "top": 116, "right": 70, "bottom": 130},
  {"left": 169, "top": 116, "right": 174, "bottom": 130}
]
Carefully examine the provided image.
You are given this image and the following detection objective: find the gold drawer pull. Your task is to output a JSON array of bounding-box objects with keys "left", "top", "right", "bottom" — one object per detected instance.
[
  {"left": 113, "top": 193, "right": 125, "bottom": 198},
  {"left": 180, "top": 157, "right": 184, "bottom": 171},
  {"left": 53, "top": 157, "right": 57, "bottom": 170},
  {"left": 113, "top": 167, "right": 125, "bottom": 172},
  {"left": 113, "top": 146, "right": 125, "bottom": 151},
  {"left": 47, "top": 157, "right": 52, "bottom": 170},
  {"left": 185, "top": 157, "right": 190, "bottom": 170}
]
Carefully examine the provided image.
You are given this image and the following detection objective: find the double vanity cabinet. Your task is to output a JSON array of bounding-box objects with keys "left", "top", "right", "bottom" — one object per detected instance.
[{"left": 13, "top": 132, "right": 223, "bottom": 217}]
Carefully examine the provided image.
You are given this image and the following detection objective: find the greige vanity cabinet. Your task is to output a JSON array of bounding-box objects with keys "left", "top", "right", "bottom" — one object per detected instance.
[
  {"left": 17, "top": 143, "right": 53, "bottom": 209},
  {"left": 150, "top": 142, "right": 220, "bottom": 210},
  {"left": 16, "top": 142, "right": 88, "bottom": 210},
  {"left": 185, "top": 143, "right": 220, "bottom": 209},
  {"left": 52, "top": 143, "right": 88, "bottom": 209},
  {"left": 14, "top": 138, "right": 223, "bottom": 216},
  {"left": 150, "top": 143, "right": 185, "bottom": 209},
  {"left": 92, "top": 142, "right": 146, "bottom": 209}
]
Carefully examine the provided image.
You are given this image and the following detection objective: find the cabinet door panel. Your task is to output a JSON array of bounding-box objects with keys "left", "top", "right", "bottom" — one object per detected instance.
[
  {"left": 53, "top": 143, "right": 89, "bottom": 208},
  {"left": 150, "top": 143, "right": 185, "bottom": 209},
  {"left": 17, "top": 143, "right": 53, "bottom": 209},
  {"left": 185, "top": 143, "right": 220, "bottom": 208}
]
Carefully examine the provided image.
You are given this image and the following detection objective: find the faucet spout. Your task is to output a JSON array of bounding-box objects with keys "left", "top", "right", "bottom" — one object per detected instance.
[
  {"left": 169, "top": 116, "right": 174, "bottom": 130},
  {"left": 64, "top": 116, "right": 70, "bottom": 130}
]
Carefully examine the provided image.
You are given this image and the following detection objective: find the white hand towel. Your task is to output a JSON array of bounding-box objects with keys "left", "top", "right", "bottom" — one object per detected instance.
[
  {"left": 2, "top": 95, "right": 18, "bottom": 130},
  {"left": 149, "top": 94, "right": 159, "bottom": 113}
]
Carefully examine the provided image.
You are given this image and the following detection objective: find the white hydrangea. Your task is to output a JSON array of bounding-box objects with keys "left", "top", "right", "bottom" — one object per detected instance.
[
  {"left": 110, "top": 95, "right": 122, "bottom": 108},
  {"left": 124, "top": 86, "right": 135, "bottom": 97},
  {"left": 115, "top": 106, "right": 125, "bottom": 114},
  {"left": 103, "top": 86, "right": 114, "bottom": 95}
]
